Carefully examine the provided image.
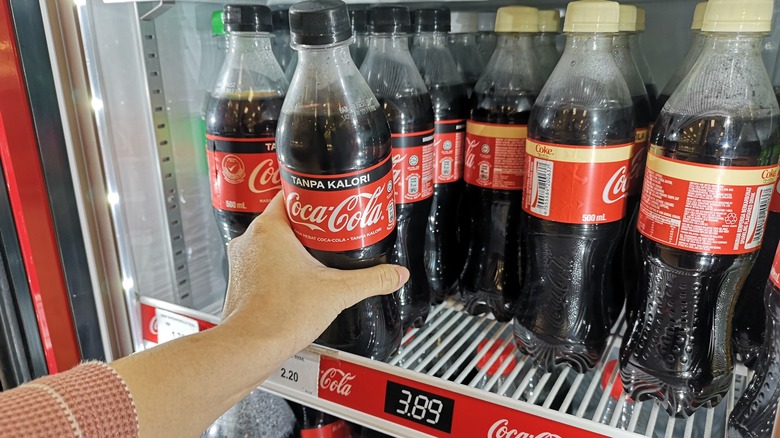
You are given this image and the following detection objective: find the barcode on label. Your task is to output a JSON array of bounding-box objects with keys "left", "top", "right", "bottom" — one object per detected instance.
[
  {"left": 745, "top": 184, "right": 773, "bottom": 250},
  {"left": 530, "top": 159, "right": 553, "bottom": 217}
]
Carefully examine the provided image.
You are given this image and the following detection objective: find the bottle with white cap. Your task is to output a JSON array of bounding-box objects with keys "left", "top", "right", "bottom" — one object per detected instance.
[
  {"left": 476, "top": 11, "right": 497, "bottom": 63},
  {"left": 621, "top": 0, "right": 780, "bottom": 417},
  {"left": 514, "top": 0, "right": 634, "bottom": 373},
  {"left": 448, "top": 11, "right": 485, "bottom": 97},
  {"left": 629, "top": 7, "right": 658, "bottom": 111},
  {"left": 610, "top": 4, "right": 652, "bottom": 330},
  {"left": 461, "top": 6, "right": 544, "bottom": 323},
  {"left": 655, "top": 2, "right": 708, "bottom": 118},
  {"left": 536, "top": 10, "right": 562, "bottom": 82}
]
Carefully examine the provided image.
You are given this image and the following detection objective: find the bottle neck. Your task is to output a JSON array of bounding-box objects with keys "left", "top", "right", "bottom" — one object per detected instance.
[
  {"left": 698, "top": 32, "right": 765, "bottom": 60},
  {"left": 450, "top": 33, "right": 477, "bottom": 44},
  {"left": 562, "top": 32, "right": 614, "bottom": 56},
  {"left": 369, "top": 34, "right": 411, "bottom": 52},
  {"left": 296, "top": 41, "right": 354, "bottom": 69},
  {"left": 495, "top": 32, "right": 537, "bottom": 52},
  {"left": 227, "top": 32, "right": 273, "bottom": 54},
  {"left": 537, "top": 33, "right": 558, "bottom": 46},
  {"left": 413, "top": 32, "right": 448, "bottom": 49}
]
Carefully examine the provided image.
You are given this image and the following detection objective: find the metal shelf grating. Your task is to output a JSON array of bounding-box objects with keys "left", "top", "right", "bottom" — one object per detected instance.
[{"left": 390, "top": 300, "right": 749, "bottom": 438}]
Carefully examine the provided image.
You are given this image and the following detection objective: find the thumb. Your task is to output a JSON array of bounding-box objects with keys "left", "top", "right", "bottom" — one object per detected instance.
[{"left": 330, "top": 264, "right": 410, "bottom": 308}]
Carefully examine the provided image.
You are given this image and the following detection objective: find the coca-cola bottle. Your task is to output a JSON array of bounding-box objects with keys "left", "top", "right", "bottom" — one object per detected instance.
[
  {"left": 461, "top": 6, "right": 544, "bottom": 322},
  {"left": 205, "top": 5, "right": 286, "bottom": 245},
  {"left": 612, "top": 4, "right": 653, "bottom": 327},
  {"left": 654, "top": 2, "right": 708, "bottom": 119},
  {"left": 272, "top": 8, "right": 294, "bottom": 72},
  {"left": 448, "top": 11, "right": 484, "bottom": 97},
  {"left": 476, "top": 11, "right": 497, "bottom": 64},
  {"left": 288, "top": 402, "right": 351, "bottom": 438},
  {"left": 536, "top": 10, "right": 561, "bottom": 82},
  {"left": 350, "top": 9, "right": 369, "bottom": 68},
  {"left": 621, "top": 0, "right": 779, "bottom": 416},
  {"left": 729, "top": 242, "right": 780, "bottom": 437},
  {"left": 277, "top": 0, "right": 401, "bottom": 360},
  {"left": 629, "top": 7, "right": 658, "bottom": 112},
  {"left": 361, "top": 5, "right": 435, "bottom": 330},
  {"left": 410, "top": 8, "right": 469, "bottom": 305},
  {"left": 514, "top": 0, "right": 634, "bottom": 373}
]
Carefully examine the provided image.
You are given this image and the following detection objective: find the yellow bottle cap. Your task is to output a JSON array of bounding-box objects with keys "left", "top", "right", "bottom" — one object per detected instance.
[
  {"left": 691, "top": 2, "right": 708, "bottom": 30},
  {"left": 635, "top": 7, "right": 646, "bottom": 31},
  {"left": 538, "top": 10, "right": 561, "bottom": 33},
  {"left": 701, "top": 0, "right": 773, "bottom": 32},
  {"left": 618, "top": 5, "right": 638, "bottom": 32},
  {"left": 563, "top": 0, "right": 620, "bottom": 33},
  {"left": 495, "top": 6, "right": 539, "bottom": 33}
]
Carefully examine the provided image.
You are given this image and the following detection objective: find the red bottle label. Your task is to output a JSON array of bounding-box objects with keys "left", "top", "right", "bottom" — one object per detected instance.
[
  {"left": 637, "top": 147, "right": 779, "bottom": 255},
  {"left": 391, "top": 129, "right": 435, "bottom": 204},
  {"left": 628, "top": 127, "right": 649, "bottom": 196},
  {"left": 770, "top": 240, "right": 780, "bottom": 289},
  {"left": 770, "top": 178, "right": 780, "bottom": 213},
  {"left": 522, "top": 139, "right": 633, "bottom": 224},
  {"left": 280, "top": 156, "right": 396, "bottom": 252},
  {"left": 206, "top": 134, "right": 281, "bottom": 213},
  {"left": 464, "top": 121, "right": 527, "bottom": 190},
  {"left": 300, "top": 420, "right": 351, "bottom": 438},
  {"left": 434, "top": 119, "right": 466, "bottom": 184}
]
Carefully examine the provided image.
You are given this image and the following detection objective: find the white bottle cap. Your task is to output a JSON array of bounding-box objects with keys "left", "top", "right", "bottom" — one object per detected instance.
[
  {"left": 538, "top": 10, "right": 561, "bottom": 33},
  {"left": 691, "top": 2, "right": 708, "bottom": 30},
  {"left": 563, "top": 0, "right": 620, "bottom": 33},
  {"left": 478, "top": 12, "right": 497, "bottom": 32},
  {"left": 495, "top": 6, "right": 539, "bottom": 33},
  {"left": 701, "top": 0, "right": 773, "bottom": 33},
  {"left": 451, "top": 11, "right": 479, "bottom": 34},
  {"left": 635, "top": 6, "right": 646, "bottom": 31},
  {"left": 618, "top": 5, "right": 638, "bottom": 32}
]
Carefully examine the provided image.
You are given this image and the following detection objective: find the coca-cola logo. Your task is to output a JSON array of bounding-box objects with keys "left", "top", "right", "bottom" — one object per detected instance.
[
  {"left": 603, "top": 165, "right": 628, "bottom": 204},
  {"left": 392, "top": 153, "right": 406, "bottom": 186},
  {"left": 221, "top": 155, "right": 246, "bottom": 184},
  {"left": 285, "top": 186, "right": 386, "bottom": 233},
  {"left": 319, "top": 368, "right": 354, "bottom": 396},
  {"left": 629, "top": 146, "right": 646, "bottom": 182},
  {"left": 465, "top": 138, "right": 479, "bottom": 169},
  {"left": 535, "top": 144, "right": 554, "bottom": 157},
  {"left": 249, "top": 159, "right": 281, "bottom": 193},
  {"left": 762, "top": 167, "right": 779, "bottom": 182},
  {"left": 487, "top": 419, "right": 562, "bottom": 438}
]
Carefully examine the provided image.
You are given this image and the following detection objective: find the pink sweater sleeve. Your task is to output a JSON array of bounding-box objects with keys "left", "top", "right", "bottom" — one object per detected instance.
[{"left": 0, "top": 362, "right": 138, "bottom": 437}]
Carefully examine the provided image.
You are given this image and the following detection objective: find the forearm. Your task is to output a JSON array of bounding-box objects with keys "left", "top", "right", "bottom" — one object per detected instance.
[{"left": 112, "top": 321, "right": 294, "bottom": 438}]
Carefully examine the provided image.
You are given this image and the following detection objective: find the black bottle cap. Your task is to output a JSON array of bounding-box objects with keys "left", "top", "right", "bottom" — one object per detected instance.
[
  {"left": 223, "top": 5, "right": 273, "bottom": 33},
  {"left": 350, "top": 9, "right": 367, "bottom": 34},
  {"left": 272, "top": 8, "right": 290, "bottom": 31},
  {"left": 289, "top": 0, "right": 352, "bottom": 46},
  {"left": 415, "top": 8, "right": 450, "bottom": 33},
  {"left": 367, "top": 5, "right": 412, "bottom": 34}
]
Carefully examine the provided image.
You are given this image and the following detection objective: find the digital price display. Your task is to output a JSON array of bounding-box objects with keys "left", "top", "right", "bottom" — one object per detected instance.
[{"left": 384, "top": 380, "right": 455, "bottom": 433}]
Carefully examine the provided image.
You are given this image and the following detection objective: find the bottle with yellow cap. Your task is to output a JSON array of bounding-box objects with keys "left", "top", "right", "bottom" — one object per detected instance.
[
  {"left": 460, "top": 6, "right": 544, "bottom": 322},
  {"left": 513, "top": 0, "right": 634, "bottom": 374},
  {"left": 448, "top": 11, "right": 485, "bottom": 97},
  {"left": 656, "top": 2, "right": 708, "bottom": 118},
  {"left": 628, "top": 7, "right": 658, "bottom": 110},
  {"left": 620, "top": 0, "right": 780, "bottom": 417},
  {"left": 536, "top": 10, "right": 562, "bottom": 81}
]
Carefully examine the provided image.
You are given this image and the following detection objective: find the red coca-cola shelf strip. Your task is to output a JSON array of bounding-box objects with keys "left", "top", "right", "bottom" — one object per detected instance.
[{"left": 140, "top": 301, "right": 217, "bottom": 344}]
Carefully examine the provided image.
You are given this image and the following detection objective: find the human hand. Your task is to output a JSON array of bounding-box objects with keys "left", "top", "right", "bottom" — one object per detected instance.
[{"left": 220, "top": 193, "right": 409, "bottom": 357}]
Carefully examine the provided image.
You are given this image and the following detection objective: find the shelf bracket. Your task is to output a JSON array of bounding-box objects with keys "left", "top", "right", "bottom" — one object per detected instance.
[{"left": 139, "top": 0, "right": 174, "bottom": 21}]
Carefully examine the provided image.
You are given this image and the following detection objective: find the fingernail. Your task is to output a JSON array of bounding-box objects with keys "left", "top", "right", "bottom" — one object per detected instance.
[{"left": 395, "top": 266, "right": 410, "bottom": 285}]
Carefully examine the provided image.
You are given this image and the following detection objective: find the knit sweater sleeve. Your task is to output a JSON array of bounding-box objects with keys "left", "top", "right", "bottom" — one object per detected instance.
[{"left": 0, "top": 362, "right": 138, "bottom": 437}]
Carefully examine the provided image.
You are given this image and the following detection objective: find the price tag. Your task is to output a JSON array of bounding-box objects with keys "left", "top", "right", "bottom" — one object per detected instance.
[
  {"left": 156, "top": 308, "right": 200, "bottom": 344},
  {"left": 267, "top": 350, "right": 320, "bottom": 396}
]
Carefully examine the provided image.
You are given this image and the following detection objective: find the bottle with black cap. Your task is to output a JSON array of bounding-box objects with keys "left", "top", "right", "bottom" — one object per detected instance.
[
  {"left": 409, "top": 8, "right": 469, "bottom": 305},
  {"left": 271, "top": 7, "right": 294, "bottom": 71},
  {"left": 205, "top": 4, "right": 287, "bottom": 246},
  {"left": 361, "top": 5, "right": 435, "bottom": 331},
  {"left": 350, "top": 8, "right": 369, "bottom": 68},
  {"left": 276, "top": 0, "right": 401, "bottom": 361}
]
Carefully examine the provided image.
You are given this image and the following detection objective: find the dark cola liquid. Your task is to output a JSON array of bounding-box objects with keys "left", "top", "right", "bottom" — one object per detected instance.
[
  {"left": 514, "top": 106, "right": 634, "bottom": 373},
  {"left": 426, "top": 83, "right": 469, "bottom": 304},
  {"left": 379, "top": 93, "right": 435, "bottom": 330},
  {"left": 461, "top": 90, "right": 535, "bottom": 322},
  {"left": 729, "top": 283, "right": 780, "bottom": 437},
  {"left": 276, "top": 104, "right": 401, "bottom": 361},
  {"left": 205, "top": 94, "right": 284, "bottom": 244},
  {"left": 654, "top": 93, "right": 671, "bottom": 121},
  {"left": 645, "top": 83, "right": 658, "bottom": 118},
  {"left": 621, "top": 113, "right": 780, "bottom": 417}
]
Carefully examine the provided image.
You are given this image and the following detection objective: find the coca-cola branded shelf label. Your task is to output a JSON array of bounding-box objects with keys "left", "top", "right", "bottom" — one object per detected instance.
[
  {"left": 629, "top": 127, "right": 649, "bottom": 196},
  {"left": 280, "top": 156, "right": 396, "bottom": 252},
  {"left": 638, "top": 148, "right": 779, "bottom": 255},
  {"left": 140, "top": 303, "right": 216, "bottom": 345},
  {"left": 391, "top": 129, "right": 435, "bottom": 204},
  {"left": 433, "top": 120, "right": 466, "bottom": 184},
  {"left": 464, "top": 122, "right": 527, "bottom": 190},
  {"left": 522, "top": 139, "right": 633, "bottom": 224},
  {"left": 267, "top": 350, "right": 321, "bottom": 397},
  {"left": 206, "top": 134, "right": 281, "bottom": 213},
  {"left": 770, "top": 179, "right": 780, "bottom": 213}
]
